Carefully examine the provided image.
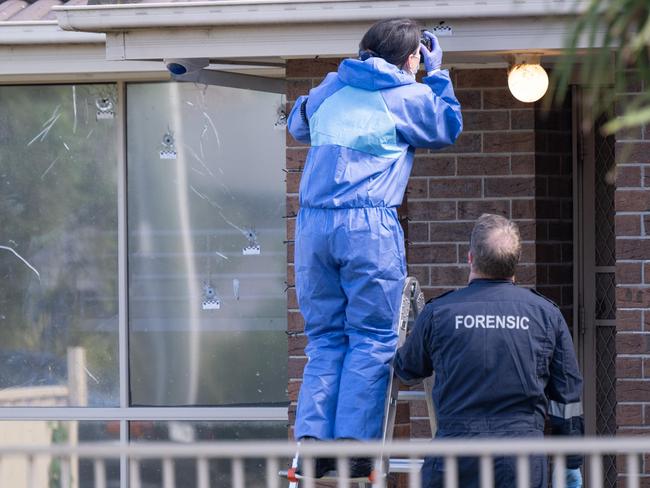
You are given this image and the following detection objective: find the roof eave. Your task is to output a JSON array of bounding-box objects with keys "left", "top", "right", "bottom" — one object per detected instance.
[
  {"left": 53, "top": 0, "right": 588, "bottom": 32},
  {"left": 0, "top": 20, "right": 104, "bottom": 44}
]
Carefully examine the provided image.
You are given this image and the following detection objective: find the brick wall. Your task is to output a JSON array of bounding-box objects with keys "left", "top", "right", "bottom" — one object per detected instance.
[
  {"left": 614, "top": 74, "right": 650, "bottom": 484},
  {"left": 285, "top": 61, "right": 574, "bottom": 447}
]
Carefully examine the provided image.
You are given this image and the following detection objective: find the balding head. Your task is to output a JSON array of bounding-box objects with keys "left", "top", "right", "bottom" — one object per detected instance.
[{"left": 469, "top": 214, "right": 521, "bottom": 279}]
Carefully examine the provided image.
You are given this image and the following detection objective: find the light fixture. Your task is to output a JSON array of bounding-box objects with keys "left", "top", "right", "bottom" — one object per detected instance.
[{"left": 507, "top": 54, "right": 549, "bottom": 103}]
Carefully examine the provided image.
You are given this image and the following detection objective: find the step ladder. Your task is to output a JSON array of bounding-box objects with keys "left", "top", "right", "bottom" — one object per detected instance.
[{"left": 280, "top": 276, "right": 437, "bottom": 487}]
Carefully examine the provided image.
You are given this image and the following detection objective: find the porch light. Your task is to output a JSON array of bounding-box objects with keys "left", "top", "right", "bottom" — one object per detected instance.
[{"left": 507, "top": 55, "right": 548, "bottom": 103}]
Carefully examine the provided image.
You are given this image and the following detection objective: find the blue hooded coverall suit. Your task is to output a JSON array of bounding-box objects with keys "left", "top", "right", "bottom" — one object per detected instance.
[
  {"left": 287, "top": 57, "right": 463, "bottom": 440},
  {"left": 395, "top": 280, "right": 584, "bottom": 487}
]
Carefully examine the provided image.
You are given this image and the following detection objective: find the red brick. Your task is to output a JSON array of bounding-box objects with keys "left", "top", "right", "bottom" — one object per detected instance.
[
  {"left": 616, "top": 215, "right": 642, "bottom": 236},
  {"left": 455, "top": 68, "right": 507, "bottom": 88},
  {"left": 617, "top": 125, "right": 644, "bottom": 141},
  {"left": 536, "top": 200, "right": 562, "bottom": 219},
  {"left": 484, "top": 132, "right": 535, "bottom": 153},
  {"left": 617, "top": 333, "right": 650, "bottom": 354},
  {"left": 616, "top": 190, "right": 650, "bottom": 212},
  {"left": 617, "top": 239, "right": 650, "bottom": 260},
  {"left": 545, "top": 132, "right": 572, "bottom": 153},
  {"left": 458, "top": 199, "right": 509, "bottom": 219},
  {"left": 287, "top": 263, "right": 295, "bottom": 286},
  {"left": 617, "top": 286, "right": 650, "bottom": 308},
  {"left": 617, "top": 310, "right": 644, "bottom": 332},
  {"left": 409, "top": 201, "right": 456, "bottom": 221},
  {"left": 408, "top": 222, "right": 429, "bottom": 242},
  {"left": 288, "top": 381, "right": 301, "bottom": 402},
  {"left": 288, "top": 311, "right": 304, "bottom": 332},
  {"left": 288, "top": 357, "right": 307, "bottom": 379},
  {"left": 286, "top": 195, "right": 299, "bottom": 216},
  {"left": 437, "top": 132, "right": 482, "bottom": 153},
  {"left": 422, "top": 287, "right": 456, "bottom": 301},
  {"left": 617, "top": 357, "right": 643, "bottom": 378},
  {"left": 547, "top": 264, "right": 572, "bottom": 284},
  {"left": 645, "top": 360, "right": 650, "bottom": 378},
  {"left": 395, "top": 402, "right": 411, "bottom": 424},
  {"left": 430, "top": 266, "right": 469, "bottom": 286},
  {"left": 484, "top": 176, "right": 535, "bottom": 197},
  {"left": 536, "top": 243, "right": 562, "bottom": 262},
  {"left": 617, "top": 381, "right": 650, "bottom": 402},
  {"left": 511, "top": 154, "right": 535, "bottom": 175},
  {"left": 462, "top": 110, "right": 509, "bottom": 131},
  {"left": 412, "top": 156, "right": 456, "bottom": 177},
  {"left": 646, "top": 262, "right": 650, "bottom": 284},
  {"left": 287, "top": 241, "right": 294, "bottom": 262},
  {"left": 288, "top": 334, "right": 308, "bottom": 356},
  {"left": 286, "top": 171, "right": 302, "bottom": 194},
  {"left": 547, "top": 176, "right": 572, "bottom": 198},
  {"left": 457, "top": 155, "right": 510, "bottom": 175},
  {"left": 287, "top": 148, "right": 308, "bottom": 171},
  {"left": 407, "top": 178, "right": 428, "bottom": 198},
  {"left": 536, "top": 154, "right": 562, "bottom": 175},
  {"left": 429, "top": 221, "right": 474, "bottom": 242},
  {"left": 286, "top": 80, "right": 311, "bottom": 102},
  {"left": 287, "top": 217, "right": 295, "bottom": 240},
  {"left": 617, "top": 262, "right": 643, "bottom": 285},
  {"left": 287, "top": 287, "right": 298, "bottom": 309},
  {"left": 456, "top": 90, "right": 481, "bottom": 110},
  {"left": 616, "top": 142, "right": 650, "bottom": 164},
  {"left": 511, "top": 110, "right": 535, "bottom": 130},
  {"left": 286, "top": 58, "right": 341, "bottom": 78},
  {"left": 483, "top": 89, "right": 529, "bottom": 109},
  {"left": 429, "top": 178, "right": 482, "bottom": 198},
  {"left": 515, "top": 264, "right": 536, "bottom": 285},
  {"left": 547, "top": 221, "right": 572, "bottom": 240},
  {"left": 411, "top": 419, "right": 432, "bottom": 439},
  {"left": 409, "top": 244, "right": 457, "bottom": 264},
  {"left": 512, "top": 199, "right": 535, "bottom": 219},
  {"left": 618, "top": 404, "right": 644, "bottom": 425},
  {"left": 407, "top": 265, "right": 430, "bottom": 286},
  {"left": 617, "top": 165, "right": 642, "bottom": 187}
]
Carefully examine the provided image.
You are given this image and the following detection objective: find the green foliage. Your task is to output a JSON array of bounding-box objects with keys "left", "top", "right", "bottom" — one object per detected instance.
[{"left": 552, "top": 0, "right": 650, "bottom": 133}]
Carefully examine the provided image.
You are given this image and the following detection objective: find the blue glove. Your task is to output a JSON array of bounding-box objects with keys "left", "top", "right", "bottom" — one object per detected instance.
[
  {"left": 553, "top": 467, "right": 582, "bottom": 488},
  {"left": 420, "top": 31, "right": 443, "bottom": 74}
]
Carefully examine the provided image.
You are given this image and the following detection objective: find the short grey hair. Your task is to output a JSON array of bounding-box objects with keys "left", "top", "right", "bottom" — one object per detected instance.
[{"left": 469, "top": 214, "right": 521, "bottom": 279}]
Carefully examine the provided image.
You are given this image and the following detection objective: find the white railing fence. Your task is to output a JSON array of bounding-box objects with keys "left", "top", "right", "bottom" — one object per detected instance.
[{"left": 1, "top": 437, "right": 648, "bottom": 488}]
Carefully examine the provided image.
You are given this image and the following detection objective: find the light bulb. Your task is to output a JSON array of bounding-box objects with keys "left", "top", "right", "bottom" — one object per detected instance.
[{"left": 507, "top": 63, "right": 549, "bottom": 103}]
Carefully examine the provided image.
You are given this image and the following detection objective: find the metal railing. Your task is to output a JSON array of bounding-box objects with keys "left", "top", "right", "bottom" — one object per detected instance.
[{"left": 1, "top": 437, "right": 649, "bottom": 488}]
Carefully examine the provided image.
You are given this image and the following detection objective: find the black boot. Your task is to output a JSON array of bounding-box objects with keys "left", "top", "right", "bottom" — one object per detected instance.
[
  {"left": 349, "top": 457, "right": 373, "bottom": 478},
  {"left": 296, "top": 437, "right": 336, "bottom": 478}
]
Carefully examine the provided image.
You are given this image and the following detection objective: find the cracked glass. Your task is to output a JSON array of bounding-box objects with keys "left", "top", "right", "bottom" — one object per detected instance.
[
  {"left": 0, "top": 84, "right": 119, "bottom": 407},
  {"left": 126, "top": 82, "right": 287, "bottom": 406}
]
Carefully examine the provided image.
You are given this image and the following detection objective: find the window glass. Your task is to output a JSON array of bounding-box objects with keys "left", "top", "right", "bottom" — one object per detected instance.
[
  {"left": 130, "top": 421, "right": 287, "bottom": 488},
  {"left": 0, "top": 84, "right": 119, "bottom": 407},
  {"left": 127, "top": 82, "right": 287, "bottom": 406}
]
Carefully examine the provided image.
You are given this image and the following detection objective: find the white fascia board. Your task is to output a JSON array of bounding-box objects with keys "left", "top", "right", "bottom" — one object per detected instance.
[
  {"left": 54, "top": 0, "right": 588, "bottom": 32},
  {"left": 0, "top": 43, "right": 169, "bottom": 79},
  {"left": 0, "top": 21, "right": 104, "bottom": 45},
  {"left": 105, "top": 16, "right": 597, "bottom": 61}
]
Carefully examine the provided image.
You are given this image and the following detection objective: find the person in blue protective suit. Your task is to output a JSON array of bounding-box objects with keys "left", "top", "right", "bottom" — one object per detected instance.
[
  {"left": 286, "top": 18, "right": 462, "bottom": 477},
  {"left": 394, "top": 213, "right": 584, "bottom": 488}
]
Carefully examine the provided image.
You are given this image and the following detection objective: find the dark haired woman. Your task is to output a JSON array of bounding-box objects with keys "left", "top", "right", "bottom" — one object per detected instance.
[{"left": 287, "top": 18, "right": 462, "bottom": 477}]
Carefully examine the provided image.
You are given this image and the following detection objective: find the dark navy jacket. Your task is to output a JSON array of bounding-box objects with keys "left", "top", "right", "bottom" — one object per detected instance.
[{"left": 395, "top": 279, "right": 584, "bottom": 486}]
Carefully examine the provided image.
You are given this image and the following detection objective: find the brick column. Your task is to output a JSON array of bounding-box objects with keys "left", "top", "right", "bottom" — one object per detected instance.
[{"left": 614, "top": 74, "right": 650, "bottom": 484}]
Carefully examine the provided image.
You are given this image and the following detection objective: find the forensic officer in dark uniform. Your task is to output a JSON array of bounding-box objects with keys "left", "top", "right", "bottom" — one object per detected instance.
[{"left": 394, "top": 213, "right": 584, "bottom": 488}]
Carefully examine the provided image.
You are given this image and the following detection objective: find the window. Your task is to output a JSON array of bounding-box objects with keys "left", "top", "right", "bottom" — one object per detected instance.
[{"left": 0, "top": 79, "right": 289, "bottom": 483}]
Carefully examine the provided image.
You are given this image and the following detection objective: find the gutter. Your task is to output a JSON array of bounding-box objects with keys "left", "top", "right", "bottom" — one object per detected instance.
[
  {"left": 0, "top": 20, "right": 104, "bottom": 44},
  {"left": 54, "top": 0, "right": 587, "bottom": 33}
]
